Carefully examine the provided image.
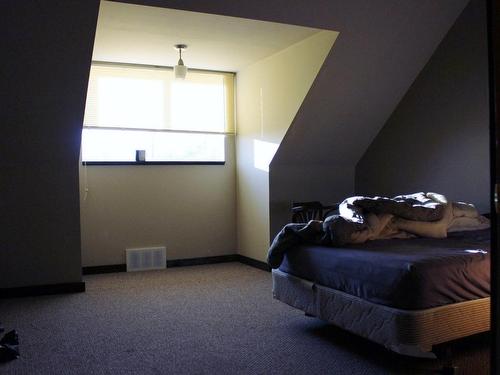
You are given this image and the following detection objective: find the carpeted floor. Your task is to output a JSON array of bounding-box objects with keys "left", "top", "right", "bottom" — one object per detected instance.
[{"left": 0, "top": 263, "right": 490, "bottom": 375}]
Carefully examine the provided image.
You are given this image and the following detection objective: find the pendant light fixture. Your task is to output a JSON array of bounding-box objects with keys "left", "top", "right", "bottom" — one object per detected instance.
[{"left": 173, "top": 44, "right": 188, "bottom": 80}]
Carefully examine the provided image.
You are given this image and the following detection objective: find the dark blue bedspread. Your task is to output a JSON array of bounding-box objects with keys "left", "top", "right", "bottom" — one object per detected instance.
[{"left": 278, "top": 229, "right": 490, "bottom": 310}]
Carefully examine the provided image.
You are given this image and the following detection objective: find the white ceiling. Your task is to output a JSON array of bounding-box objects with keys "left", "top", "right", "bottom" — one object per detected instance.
[{"left": 92, "top": 1, "right": 322, "bottom": 72}]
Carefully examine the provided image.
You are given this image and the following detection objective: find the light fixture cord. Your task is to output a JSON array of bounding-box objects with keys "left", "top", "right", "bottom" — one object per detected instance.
[{"left": 83, "top": 161, "right": 89, "bottom": 201}]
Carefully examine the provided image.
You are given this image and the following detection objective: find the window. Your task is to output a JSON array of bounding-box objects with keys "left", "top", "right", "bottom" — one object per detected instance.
[{"left": 81, "top": 63, "right": 235, "bottom": 163}]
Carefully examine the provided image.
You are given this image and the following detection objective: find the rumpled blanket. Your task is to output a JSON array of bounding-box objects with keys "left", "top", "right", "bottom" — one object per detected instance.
[{"left": 267, "top": 192, "right": 490, "bottom": 269}]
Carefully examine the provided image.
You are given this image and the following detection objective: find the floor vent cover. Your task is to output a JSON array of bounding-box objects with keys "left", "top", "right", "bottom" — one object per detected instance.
[{"left": 126, "top": 247, "right": 166, "bottom": 272}]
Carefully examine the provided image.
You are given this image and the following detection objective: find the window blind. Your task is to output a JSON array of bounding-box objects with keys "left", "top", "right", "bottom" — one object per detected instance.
[{"left": 83, "top": 63, "right": 235, "bottom": 133}]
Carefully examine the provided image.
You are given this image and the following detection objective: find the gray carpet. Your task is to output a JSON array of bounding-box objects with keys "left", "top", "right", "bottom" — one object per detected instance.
[{"left": 0, "top": 263, "right": 489, "bottom": 375}]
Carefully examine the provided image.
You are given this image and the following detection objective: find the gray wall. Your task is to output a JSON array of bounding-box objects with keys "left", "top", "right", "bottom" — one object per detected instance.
[
  {"left": 267, "top": 0, "right": 468, "bottom": 238},
  {"left": 1, "top": 1, "right": 99, "bottom": 288},
  {"left": 270, "top": 164, "right": 354, "bottom": 238},
  {"left": 356, "top": 0, "right": 489, "bottom": 214}
]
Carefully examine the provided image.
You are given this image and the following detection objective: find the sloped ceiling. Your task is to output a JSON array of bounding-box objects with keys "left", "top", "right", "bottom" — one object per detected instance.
[
  {"left": 95, "top": 1, "right": 321, "bottom": 72},
  {"left": 115, "top": 0, "right": 469, "bottom": 168}
]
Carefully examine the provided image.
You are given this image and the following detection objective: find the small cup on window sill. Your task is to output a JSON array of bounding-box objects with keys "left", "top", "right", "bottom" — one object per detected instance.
[{"left": 136, "top": 150, "right": 146, "bottom": 163}]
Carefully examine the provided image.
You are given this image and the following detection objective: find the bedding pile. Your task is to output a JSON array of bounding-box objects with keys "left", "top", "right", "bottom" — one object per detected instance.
[{"left": 268, "top": 192, "right": 489, "bottom": 268}]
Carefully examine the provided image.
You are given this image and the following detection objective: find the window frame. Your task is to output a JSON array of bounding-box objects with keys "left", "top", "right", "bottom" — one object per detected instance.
[{"left": 81, "top": 61, "right": 235, "bottom": 165}]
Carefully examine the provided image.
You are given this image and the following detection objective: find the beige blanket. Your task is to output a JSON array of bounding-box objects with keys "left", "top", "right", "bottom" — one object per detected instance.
[{"left": 341, "top": 193, "right": 490, "bottom": 244}]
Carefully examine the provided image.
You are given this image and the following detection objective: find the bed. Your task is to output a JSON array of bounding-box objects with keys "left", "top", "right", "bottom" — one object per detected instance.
[{"left": 270, "top": 200, "right": 491, "bottom": 358}]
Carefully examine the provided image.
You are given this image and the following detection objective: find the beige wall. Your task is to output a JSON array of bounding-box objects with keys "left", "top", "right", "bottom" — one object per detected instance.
[
  {"left": 80, "top": 30, "right": 336, "bottom": 267},
  {"left": 235, "top": 31, "right": 337, "bottom": 262},
  {"left": 80, "top": 136, "right": 236, "bottom": 267}
]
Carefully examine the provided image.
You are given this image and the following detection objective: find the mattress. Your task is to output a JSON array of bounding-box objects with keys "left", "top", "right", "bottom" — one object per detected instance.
[{"left": 278, "top": 229, "right": 490, "bottom": 309}]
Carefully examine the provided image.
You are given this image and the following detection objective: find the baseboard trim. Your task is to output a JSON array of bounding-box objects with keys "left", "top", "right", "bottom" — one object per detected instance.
[
  {"left": 0, "top": 256, "right": 269, "bottom": 298},
  {"left": 82, "top": 254, "right": 270, "bottom": 275},
  {"left": 0, "top": 281, "right": 85, "bottom": 299},
  {"left": 236, "top": 255, "right": 271, "bottom": 272},
  {"left": 167, "top": 254, "right": 238, "bottom": 268},
  {"left": 83, "top": 264, "right": 127, "bottom": 275},
  {"left": 82, "top": 255, "right": 239, "bottom": 275}
]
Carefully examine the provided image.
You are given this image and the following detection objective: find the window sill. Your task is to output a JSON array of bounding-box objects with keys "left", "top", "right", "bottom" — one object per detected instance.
[{"left": 82, "top": 161, "right": 225, "bottom": 166}]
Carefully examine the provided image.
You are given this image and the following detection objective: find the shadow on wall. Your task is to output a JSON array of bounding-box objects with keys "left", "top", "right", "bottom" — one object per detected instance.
[
  {"left": 355, "top": 0, "right": 489, "bottom": 214},
  {"left": 269, "top": 164, "right": 354, "bottom": 240}
]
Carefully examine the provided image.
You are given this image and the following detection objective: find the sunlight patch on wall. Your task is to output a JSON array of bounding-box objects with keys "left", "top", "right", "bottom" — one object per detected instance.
[{"left": 253, "top": 139, "right": 279, "bottom": 172}]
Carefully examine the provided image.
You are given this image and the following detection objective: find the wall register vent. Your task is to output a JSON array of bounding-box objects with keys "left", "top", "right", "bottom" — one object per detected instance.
[{"left": 126, "top": 247, "right": 166, "bottom": 272}]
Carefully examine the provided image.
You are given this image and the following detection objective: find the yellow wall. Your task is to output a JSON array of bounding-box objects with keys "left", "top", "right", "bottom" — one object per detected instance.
[
  {"left": 236, "top": 30, "right": 337, "bottom": 262},
  {"left": 79, "top": 137, "right": 236, "bottom": 266},
  {"left": 80, "top": 30, "right": 336, "bottom": 267}
]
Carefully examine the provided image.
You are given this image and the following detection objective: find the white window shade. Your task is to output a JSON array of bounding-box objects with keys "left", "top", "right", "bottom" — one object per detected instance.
[
  {"left": 170, "top": 75, "right": 225, "bottom": 132},
  {"left": 84, "top": 63, "right": 234, "bottom": 132}
]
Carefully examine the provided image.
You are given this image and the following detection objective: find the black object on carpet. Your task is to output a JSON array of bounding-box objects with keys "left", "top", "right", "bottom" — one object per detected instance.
[{"left": 0, "top": 323, "right": 19, "bottom": 362}]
